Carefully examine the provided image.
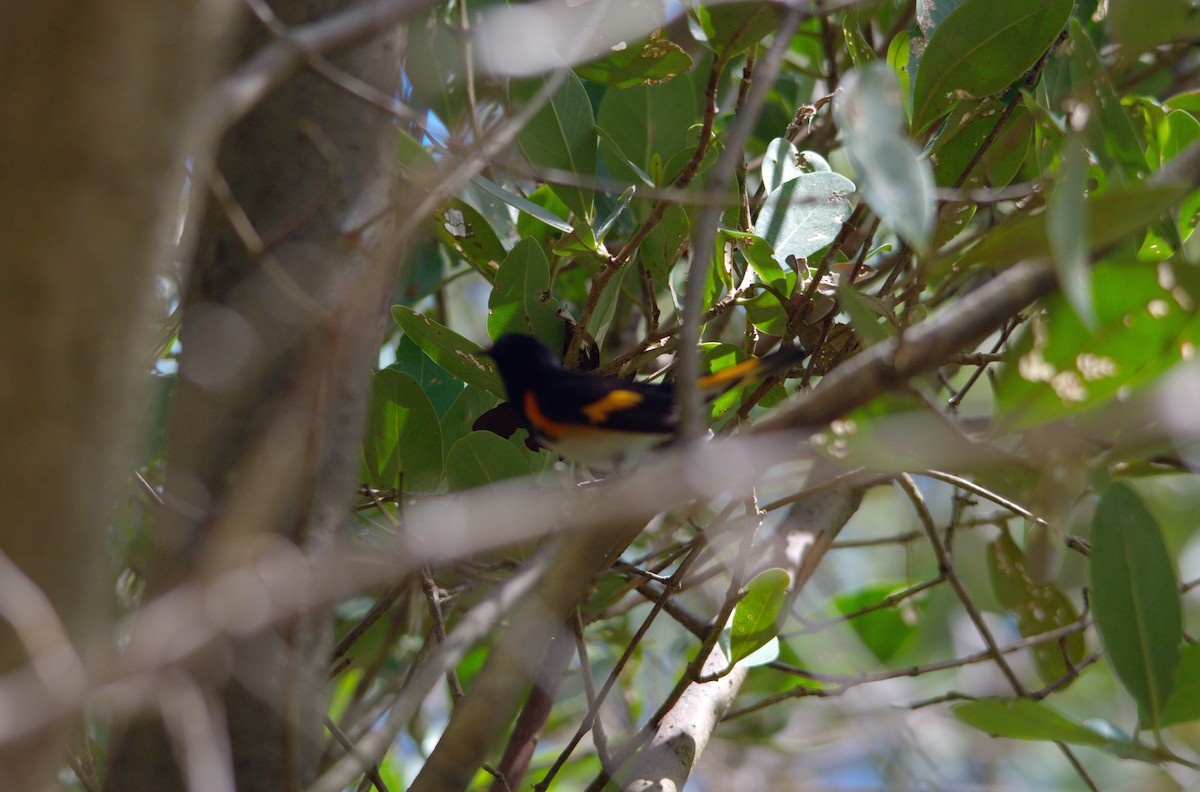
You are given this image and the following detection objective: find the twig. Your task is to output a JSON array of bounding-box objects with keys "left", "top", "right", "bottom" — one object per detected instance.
[
  {"left": 679, "top": 6, "right": 807, "bottom": 440},
  {"left": 214, "top": 0, "right": 439, "bottom": 129},
  {"left": 324, "top": 716, "right": 390, "bottom": 792}
]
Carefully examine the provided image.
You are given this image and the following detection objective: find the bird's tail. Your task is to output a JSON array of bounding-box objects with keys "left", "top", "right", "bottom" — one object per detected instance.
[{"left": 696, "top": 344, "right": 809, "bottom": 394}]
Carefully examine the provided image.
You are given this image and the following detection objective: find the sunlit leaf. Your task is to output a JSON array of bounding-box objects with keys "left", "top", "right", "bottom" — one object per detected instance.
[
  {"left": 886, "top": 31, "right": 913, "bottom": 115},
  {"left": 586, "top": 263, "right": 629, "bottom": 343},
  {"left": 733, "top": 637, "right": 780, "bottom": 669},
  {"left": 730, "top": 568, "right": 791, "bottom": 664},
  {"left": 761, "top": 138, "right": 806, "bottom": 194},
  {"left": 717, "top": 229, "right": 786, "bottom": 289},
  {"left": 756, "top": 172, "right": 856, "bottom": 265}
]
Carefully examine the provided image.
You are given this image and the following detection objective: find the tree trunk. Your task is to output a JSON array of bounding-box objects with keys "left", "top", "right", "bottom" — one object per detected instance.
[
  {"left": 104, "top": 2, "right": 404, "bottom": 789},
  {"left": 0, "top": 2, "right": 233, "bottom": 789}
]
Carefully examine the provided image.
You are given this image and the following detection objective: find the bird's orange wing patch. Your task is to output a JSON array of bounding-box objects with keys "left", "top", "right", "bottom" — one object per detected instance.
[
  {"left": 580, "top": 389, "right": 644, "bottom": 424},
  {"left": 524, "top": 391, "right": 574, "bottom": 439}
]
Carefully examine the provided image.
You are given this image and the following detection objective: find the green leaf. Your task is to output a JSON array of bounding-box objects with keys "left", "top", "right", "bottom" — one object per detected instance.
[
  {"left": 717, "top": 229, "right": 786, "bottom": 290},
  {"left": 472, "top": 175, "right": 573, "bottom": 234},
  {"left": 440, "top": 387, "right": 499, "bottom": 454},
  {"left": 487, "top": 237, "right": 564, "bottom": 349},
  {"left": 917, "top": 0, "right": 969, "bottom": 36},
  {"left": 838, "top": 284, "right": 893, "bottom": 348},
  {"left": 445, "top": 431, "right": 531, "bottom": 491},
  {"left": 832, "top": 581, "right": 924, "bottom": 662},
  {"left": 836, "top": 64, "right": 935, "bottom": 253},
  {"left": 1047, "top": 135, "right": 1094, "bottom": 327},
  {"left": 911, "top": 0, "right": 1073, "bottom": 135},
  {"left": 886, "top": 31, "right": 913, "bottom": 117},
  {"left": 842, "top": 10, "right": 875, "bottom": 66},
  {"left": 799, "top": 151, "right": 832, "bottom": 173},
  {"left": 1107, "top": 0, "right": 1200, "bottom": 52},
  {"left": 700, "top": 343, "right": 753, "bottom": 419},
  {"left": 987, "top": 531, "right": 1085, "bottom": 686},
  {"left": 761, "top": 138, "right": 806, "bottom": 194},
  {"left": 691, "top": 1, "right": 780, "bottom": 59},
  {"left": 641, "top": 204, "right": 690, "bottom": 290},
  {"left": 1161, "top": 642, "right": 1200, "bottom": 726},
  {"left": 515, "top": 72, "right": 597, "bottom": 235},
  {"left": 741, "top": 285, "right": 798, "bottom": 337},
  {"left": 730, "top": 568, "right": 791, "bottom": 664},
  {"left": 430, "top": 198, "right": 505, "bottom": 283},
  {"left": 1158, "top": 110, "right": 1200, "bottom": 168},
  {"left": 933, "top": 103, "right": 1033, "bottom": 188},
  {"left": 394, "top": 336, "right": 465, "bottom": 418},
  {"left": 403, "top": 18, "right": 467, "bottom": 131},
  {"left": 756, "top": 172, "right": 856, "bottom": 264},
  {"left": 995, "top": 260, "right": 1200, "bottom": 424},
  {"left": 1066, "top": 19, "right": 1148, "bottom": 181},
  {"left": 392, "top": 306, "right": 505, "bottom": 398},
  {"left": 1091, "top": 482, "right": 1182, "bottom": 727},
  {"left": 953, "top": 700, "right": 1162, "bottom": 762},
  {"left": 956, "top": 184, "right": 1188, "bottom": 270},
  {"left": 586, "top": 262, "right": 629, "bottom": 345},
  {"left": 952, "top": 698, "right": 1142, "bottom": 752},
  {"left": 598, "top": 77, "right": 697, "bottom": 187},
  {"left": 733, "top": 637, "right": 780, "bottom": 669},
  {"left": 575, "top": 33, "right": 693, "bottom": 88},
  {"left": 1123, "top": 475, "right": 1200, "bottom": 560},
  {"left": 1166, "top": 89, "right": 1200, "bottom": 114},
  {"left": 396, "top": 128, "right": 439, "bottom": 184},
  {"left": 514, "top": 185, "right": 573, "bottom": 249},
  {"left": 363, "top": 368, "right": 443, "bottom": 492},
  {"left": 595, "top": 186, "right": 635, "bottom": 243}
]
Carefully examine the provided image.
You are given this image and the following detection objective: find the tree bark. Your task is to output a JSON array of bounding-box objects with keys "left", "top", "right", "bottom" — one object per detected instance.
[
  {"left": 0, "top": 2, "right": 233, "bottom": 789},
  {"left": 104, "top": 2, "right": 404, "bottom": 789}
]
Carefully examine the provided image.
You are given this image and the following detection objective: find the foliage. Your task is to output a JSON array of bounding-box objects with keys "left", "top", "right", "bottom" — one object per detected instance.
[{"left": 114, "top": 1, "right": 1200, "bottom": 790}]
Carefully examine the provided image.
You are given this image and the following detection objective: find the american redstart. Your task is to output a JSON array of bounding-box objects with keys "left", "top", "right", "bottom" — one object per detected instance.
[{"left": 482, "top": 334, "right": 808, "bottom": 470}]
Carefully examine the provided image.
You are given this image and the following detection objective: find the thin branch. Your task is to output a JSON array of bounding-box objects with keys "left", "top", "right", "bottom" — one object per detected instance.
[{"left": 215, "top": 0, "right": 440, "bottom": 128}]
